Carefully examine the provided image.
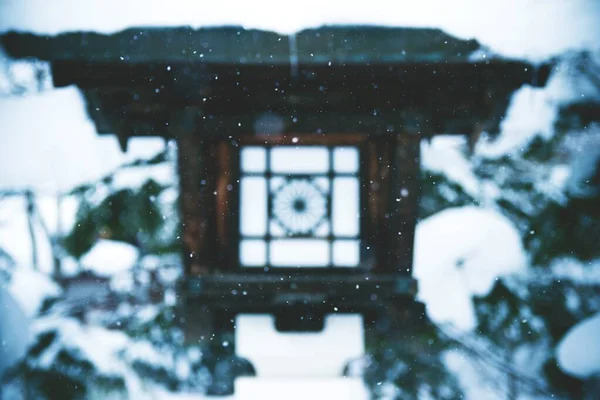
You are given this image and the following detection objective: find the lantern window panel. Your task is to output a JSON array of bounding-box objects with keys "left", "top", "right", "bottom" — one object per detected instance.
[
  {"left": 239, "top": 145, "right": 361, "bottom": 268},
  {"left": 240, "top": 146, "right": 267, "bottom": 173}
]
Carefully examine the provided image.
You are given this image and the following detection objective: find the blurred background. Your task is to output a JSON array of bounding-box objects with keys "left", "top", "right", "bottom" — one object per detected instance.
[{"left": 1, "top": 0, "right": 599, "bottom": 399}]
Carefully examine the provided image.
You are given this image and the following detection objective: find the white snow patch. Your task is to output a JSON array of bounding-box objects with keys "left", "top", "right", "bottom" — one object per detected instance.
[
  {"left": 0, "top": 286, "right": 30, "bottom": 374},
  {"left": 414, "top": 206, "right": 526, "bottom": 330},
  {"left": 158, "top": 186, "right": 179, "bottom": 205},
  {"left": 122, "top": 339, "right": 173, "bottom": 372},
  {"left": 0, "top": 197, "right": 55, "bottom": 274},
  {"left": 566, "top": 127, "right": 600, "bottom": 198},
  {"left": 140, "top": 254, "right": 163, "bottom": 271},
  {"left": 59, "top": 255, "right": 81, "bottom": 277},
  {"left": 32, "top": 194, "right": 80, "bottom": 236},
  {"left": 133, "top": 305, "right": 161, "bottom": 325},
  {"left": 80, "top": 239, "right": 139, "bottom": 277},
  {"left": 557, "top": 312, "right": 600, "bottom": 379},
  {"left": 420, "top": 136, "right": 482, "bottom": 199},
  {"left": 31, "top": 317, "right": 145, "bottom": 396},
  {"left": 547, "top": 165, "right": 572, "bottom": 196},
  {"left": 548, "top": 258, "right": 600, "bottom": 284},
  {"left": 7, "top": 267, "right": 61, "bottom": 317},
  {"left": 476, "top": 85, "right": 559, "bottom": 158},
  {"left": 443, "top": 349, "right": 500, "bottom": 399},
  {"left": 46, "top": 319, "right": 130, "bottom": 374},
  {"left": 50, "top": 326, "right": 185, "bottom": 399},
  {"left": 110, "top": 163, "right": 175, "bottom": 191}
]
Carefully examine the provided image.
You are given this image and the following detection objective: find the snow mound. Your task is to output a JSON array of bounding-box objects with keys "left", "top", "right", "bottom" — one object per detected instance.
[
  {"left": 0, "top": 87, "right": 166, "bottom": 192},
  {"left": 7, "top": 267, "right": 61, "bottom": 317},
  {"left": 0, "top": 286, "right": 29, "bottom": 375},
  {"left": 414, "top": 206, "right": 526, "bottom": 330},
  {"left": 80, "top": 239, "right": 139, "bottom": 277},
  {"left": 420, "top": 136, "right": 481, "bottom": 198},
  {"left": 1, "top": 267, "right": 60, "bottom": 374},
  {"left": 557, "top": 312, "right": 600, "bottom": 379}
]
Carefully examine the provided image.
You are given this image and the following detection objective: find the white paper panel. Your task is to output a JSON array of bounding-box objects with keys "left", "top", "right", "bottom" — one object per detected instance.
[
  {"left": 234, "top": 378, "right": 368, "bottom": 400},
  {"left": 240, "top": 177, "right": 267, "bottom": 236},
  {"left": 314, "top": 221, "right": 330, "bottom": 237},
  {"left": 241, "top": 146, "right": 266, "bottom": 173},
  {"left": 269, "top": 176, "right": 286, "bottom": 192},
  {"left": 236, "top": 314, "right": 365, "bottom": 378},
  {"left": 333, "top": 147, "right": 359, "bottom": 173},
  {"left": 269, "top": 220, "right": 286, "bottom": 237},
  {"left": 270, "top": 239, "right": 329, "bottom": 267},
  {"left": 240, "top": 240, "right": 267, "bottom": 267},
  {"left": 333, "top": 240, "right": 360, "bottom": 267},
  {"left": 332, "top": 177, "right": 360, "bottom": 236},
  {"left": 313, "top": 176, "right": 330, "bottom": 192},
  {"left": 271, "top": 147, "right": 329, "bottom": 173}
]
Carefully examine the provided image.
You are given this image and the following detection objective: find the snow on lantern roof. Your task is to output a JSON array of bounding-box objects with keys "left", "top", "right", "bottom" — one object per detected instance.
[{"left": 1, "top": 25, "right": 483, "bottom": 65}]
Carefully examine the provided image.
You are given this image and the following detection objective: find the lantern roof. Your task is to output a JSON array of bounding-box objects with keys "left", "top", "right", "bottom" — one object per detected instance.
[
  {"left": 2, "top": 26, "right": 486, "bottom": 64},
  {"left": 1, "top": 26, "right": 552, "bottom": 144}
]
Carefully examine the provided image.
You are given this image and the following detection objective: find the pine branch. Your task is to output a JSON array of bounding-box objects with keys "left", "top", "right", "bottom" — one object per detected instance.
[{"left": 439, "top": 326, "right": 556, "bottom": 398}]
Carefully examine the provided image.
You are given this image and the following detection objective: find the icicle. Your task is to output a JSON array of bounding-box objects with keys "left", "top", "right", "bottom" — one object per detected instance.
[
  {"left": 288, "top": 33, "right": 299, "bottom": 80},
  {"left": 531, "top": 63, "right": 539, "bottom": 87}
]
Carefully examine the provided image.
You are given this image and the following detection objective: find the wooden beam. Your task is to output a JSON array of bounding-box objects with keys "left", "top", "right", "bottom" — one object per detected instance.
[
  {"left": 186, "top": 273, "right": 417, "bottom": 306},
  {"left": 235, "top": 133, "right": 369, "bottom": 146},
  {"left": 70, "top": 59, "right": 551, "bottom": 139},
  {"left": 49, "top": 60, "right": 550, "bottom": 88}
]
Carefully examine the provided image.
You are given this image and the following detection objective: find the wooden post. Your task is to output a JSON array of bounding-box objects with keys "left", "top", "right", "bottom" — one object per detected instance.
[
  {"left": 215, "top": 140, "right": 240, "bottom": 269},
  {"left": 170, "top": 107, "right": 218, "bottom": 276},
  {"left": 369, "top": 138, "right": 392, "bottom": 273},
  {"left": 387, "top": 133, "right": 421, "bottom": 274}
]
